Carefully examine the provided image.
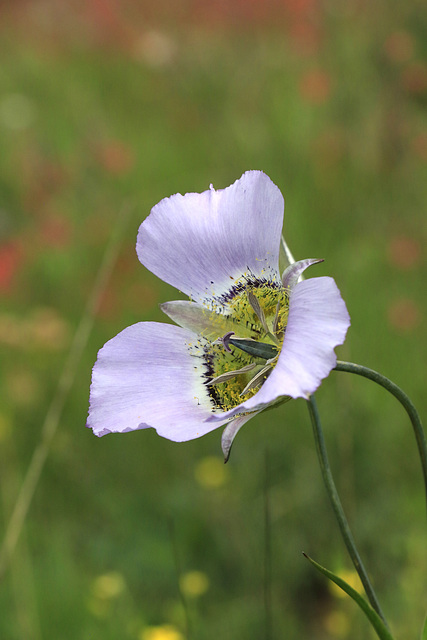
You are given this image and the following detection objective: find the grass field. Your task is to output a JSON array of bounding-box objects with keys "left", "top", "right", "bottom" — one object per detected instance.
[{"left": 0, "top": 2, "right": 426, "bottom": 639}]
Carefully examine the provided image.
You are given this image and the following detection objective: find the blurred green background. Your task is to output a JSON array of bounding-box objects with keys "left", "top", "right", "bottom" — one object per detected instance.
[{"left": 0, "top": 1, "right": 426, "bottom": 639}]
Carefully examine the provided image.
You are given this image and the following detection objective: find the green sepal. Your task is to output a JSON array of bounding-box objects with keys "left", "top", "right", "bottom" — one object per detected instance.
[{"left": 303, "top": 554, "right": 395, "bottom": 640}]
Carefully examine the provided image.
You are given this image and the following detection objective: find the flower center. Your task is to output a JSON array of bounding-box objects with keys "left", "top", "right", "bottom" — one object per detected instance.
[{"left": 204, "top": 283, "right": 289, "bottom": 412}]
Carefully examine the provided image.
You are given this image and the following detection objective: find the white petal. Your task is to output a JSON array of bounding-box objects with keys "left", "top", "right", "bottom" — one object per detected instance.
[
  {"left": 265, "top": 277, "right": 350, "bottom": 399},
  {"left": 137, "top": 171, "right": 284, "bottom": 303},
  {"left": 282, "top": 258, "right": 323, "bottom": 290},
  {"left": 87, "top": 322, "right": 229, "bottom": 441}
]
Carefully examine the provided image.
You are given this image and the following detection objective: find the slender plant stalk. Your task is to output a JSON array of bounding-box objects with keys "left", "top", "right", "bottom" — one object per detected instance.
[
  {"left": 264, "top": 450, "right": 272, "bottom": 640},
  {"left": 168, "top": 518, "right": 192, "bottom": 640},
  {"left": 307, "top": 396, "right": 389, "bottom": 627},
  {"left": 334, "top": 360, "right": 427, "bottom": 514},
  {"left": 0, "top": 203, "right": 134, "bottom": 580}
]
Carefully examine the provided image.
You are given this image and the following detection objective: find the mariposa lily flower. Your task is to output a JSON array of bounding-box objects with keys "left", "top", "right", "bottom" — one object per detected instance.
[{"left": 87, "top": 171, "right": 350, "bottom": 460}]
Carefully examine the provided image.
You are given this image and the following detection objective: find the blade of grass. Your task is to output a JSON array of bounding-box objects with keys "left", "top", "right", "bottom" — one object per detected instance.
[
  {"left": 0, "top": 451, "right": 42, "bottom": 640},
  {"left": 0, "top": 202, "right": 134, "bottom": 580},
  {"left": 303, "top": 554, "right": 395, "bottom": 640}
]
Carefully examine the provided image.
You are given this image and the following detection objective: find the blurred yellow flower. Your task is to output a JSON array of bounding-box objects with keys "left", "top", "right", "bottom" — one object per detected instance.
[
  {"left": 87, "top": 571, "right": 126, "bottom": 618},
  {"left": 0, "top": 308, "right": 70, "bottom": 351},
  {"left": 91, "top": 571, "right": 126, "bottom": 599},
  {"left": 329, "top": 569, "right": 363, "bottom": 599},
  {"left": 28, "top": 307, "right": 70, "bottom": 350},
  {"left": 135, "top": 30, "right": 177, "bottom": 68},
  {"left": 179, "top": 570, "right": 209, "bottom": 598},
  {"left": 140, "top": 624, "right": 184, "bottom": 640},
  {"left": 194, "top": 456, "right": 228, "bottom": 489},
  {"left": 6, "top": 370, "right": 40, "bottom": 406}
]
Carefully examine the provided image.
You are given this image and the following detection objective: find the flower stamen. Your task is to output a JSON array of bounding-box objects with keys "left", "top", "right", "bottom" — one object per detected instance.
[
  {"left": 239, "top": 363, "right": 273, "bottom": 396},
  {"left": 247, "top": 290, "right": 279, "bottom": 344},
  {"left": 272, "top": 301, "right": 281, "bottom": 336},
  {"left": 207, "top": 363, "right": 257, "bottom": 386}
]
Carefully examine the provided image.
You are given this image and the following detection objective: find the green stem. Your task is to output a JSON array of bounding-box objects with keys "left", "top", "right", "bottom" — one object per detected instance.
[
  {"left": 264, "top": 450, "right": 272, "bottom": 640},
  {"left": 307, "top": 396, "right": 389, "bottom": 627},
  {"left": 334, "top": 360, "right": 427, "bottom": 515}
]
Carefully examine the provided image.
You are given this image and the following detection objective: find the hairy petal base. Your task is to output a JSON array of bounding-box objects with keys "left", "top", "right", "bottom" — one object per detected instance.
[{"left": 208, "top": 276, "right": 350, "bottom": 421}]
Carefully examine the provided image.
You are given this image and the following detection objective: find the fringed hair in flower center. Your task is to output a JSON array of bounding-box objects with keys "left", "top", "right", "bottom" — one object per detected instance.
[{"left": 198, "top": 279, "right": 290, "bottom": 413}]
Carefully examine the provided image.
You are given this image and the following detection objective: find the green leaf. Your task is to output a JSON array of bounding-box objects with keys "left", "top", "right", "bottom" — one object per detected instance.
[
  {"left": 421, "top": 614, "right": 427, "bottom": 640},
  {"left": 303, "top": 554, "right": 395, "bottom": 640}
]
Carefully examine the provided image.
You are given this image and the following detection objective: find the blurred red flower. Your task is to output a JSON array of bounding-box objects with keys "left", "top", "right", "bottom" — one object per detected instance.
[
  {"left": 387, "top": 235, "right": 422, "bottom": 270},
  {"left": 411, "top": 133, "right": 427, "bottom": 161},
  {"left": 387, "top": 298, "right": 422, "bottom": 333},
  {"left": 384, "top": 31, "right": 414, "bottom": 63},
  {"left": 401, "top": 62, "right": 427, "bottom": 94},
  {"left": 0, "top": 241, "right": 23, "bottom": 294},
  {"left": 96, "top": 140, "right": 135, "bottom": 176},
  {"left": 299, "top": 69, "right": 332, "bottom": 104},
  {"left": 39, "top": 214, "right": 73, "bottom": 249}
]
